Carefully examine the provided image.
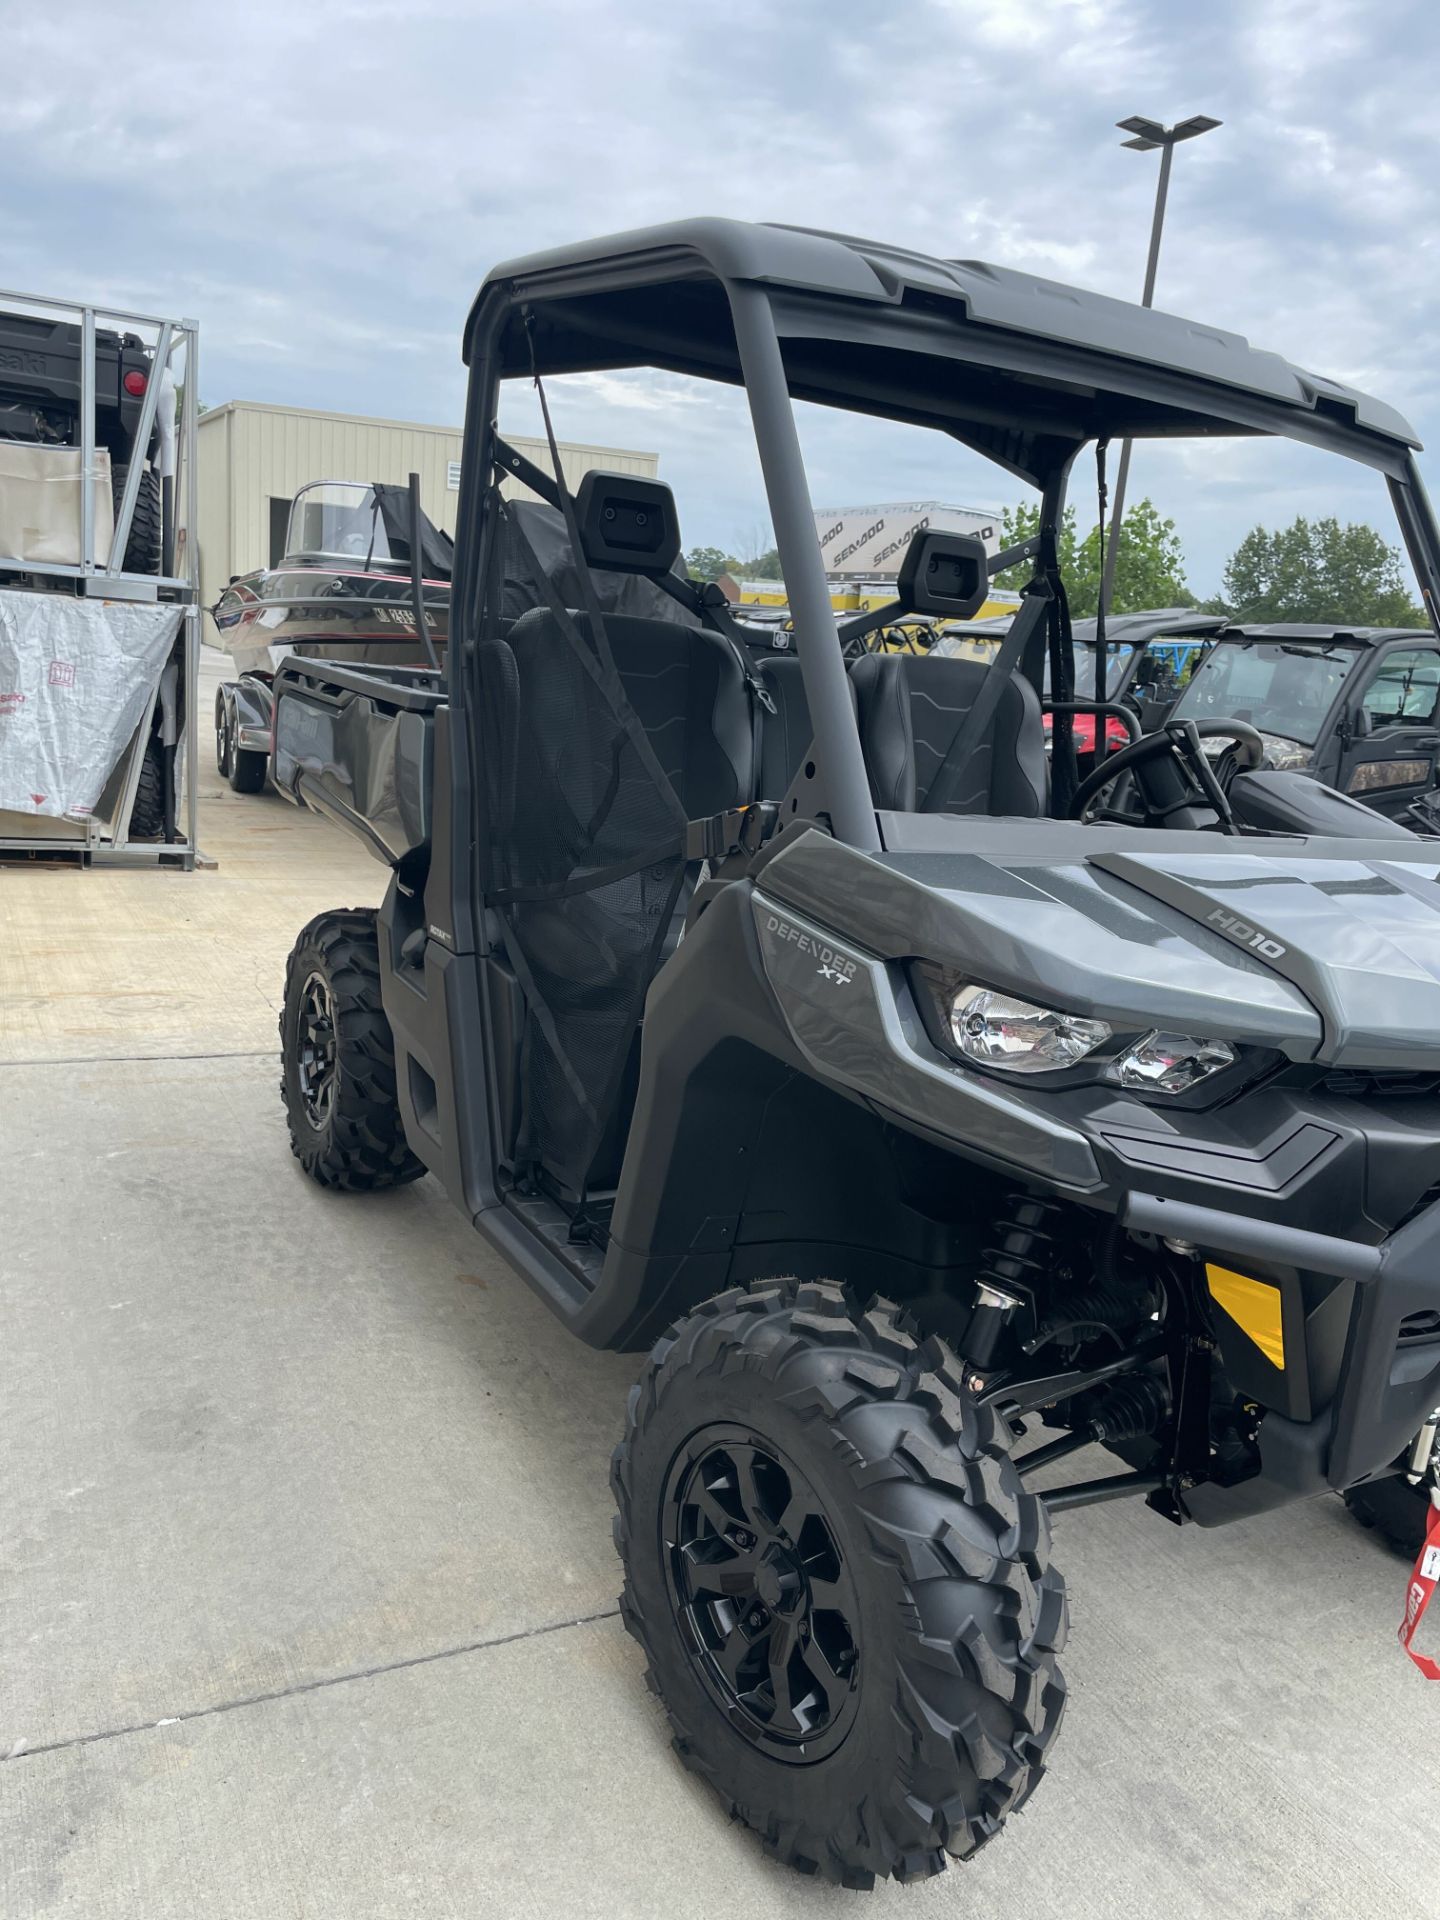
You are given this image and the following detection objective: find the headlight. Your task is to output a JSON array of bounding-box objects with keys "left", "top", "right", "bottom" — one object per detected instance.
[
  {"left": 949, "top": 985, "right": 1112, "bottom": 1075},
  {"left": 1115, "top": 1030, "right": 1236, "bottom": 1094}
]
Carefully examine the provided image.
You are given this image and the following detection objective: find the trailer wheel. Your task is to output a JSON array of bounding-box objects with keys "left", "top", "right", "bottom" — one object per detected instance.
[
  {"left": 215, "top": 691, "right": 234, "bottom": 778},
  {"left": 111, "top": 463, "right": 163, "bottom": 576},
  {"left": 229, "top": 740, "right": 267, "bottom": 794},
  {"left": 280, "top": 909, "right": 425, "bottom": 1191},
  {"left": 612, "top": 1281, "right": 1067, "bottom": 1888}
]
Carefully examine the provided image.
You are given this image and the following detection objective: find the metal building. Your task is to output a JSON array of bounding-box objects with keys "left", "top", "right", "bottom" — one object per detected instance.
[{"left": 195, "top": 400, "right": 658, "bottom": 629}]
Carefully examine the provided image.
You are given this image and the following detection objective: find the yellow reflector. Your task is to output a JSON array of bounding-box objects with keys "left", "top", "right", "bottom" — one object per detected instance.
[{"left": 1205, "top": 1265, "right": 1285, "bottom": 1370}]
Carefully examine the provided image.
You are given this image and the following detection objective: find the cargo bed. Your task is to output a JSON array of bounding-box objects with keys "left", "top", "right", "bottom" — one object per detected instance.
[{"left": 272, "top": 656, "right": 443, "bottom": 867}]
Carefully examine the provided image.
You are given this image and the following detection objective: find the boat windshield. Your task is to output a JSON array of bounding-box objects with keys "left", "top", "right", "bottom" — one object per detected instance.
[
  {"left": 286, "top": 483, "right": 396, "bottom": 566},
  {"left": 1170, "top": 640, "right": 1362, "bottom": 745}
]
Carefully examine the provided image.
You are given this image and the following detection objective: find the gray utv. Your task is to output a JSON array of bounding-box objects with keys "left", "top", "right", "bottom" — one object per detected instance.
[
  {"left": 271, "top": 221, "right": 1440, "bottom": 1888},
  {"left": 1169, "top": 622, "right": 1440, "bottom": 823}
]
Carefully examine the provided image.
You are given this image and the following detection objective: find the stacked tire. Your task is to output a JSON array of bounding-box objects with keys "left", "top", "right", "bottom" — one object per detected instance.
[{"left": 111, "top": 463, "right": 162, "bottom": 576}]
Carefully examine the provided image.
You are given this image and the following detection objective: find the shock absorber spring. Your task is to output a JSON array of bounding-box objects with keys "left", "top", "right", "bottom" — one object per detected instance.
[
  {"left": 963, "top": 1192, "right": 1066, "bottom": 1372},
  {"left": 1023, "top": 1278, "right": 1158, "bottom": 1356},
  {"left": 1086, "top": 1372, "right": 1170, "bottom": 1445}
]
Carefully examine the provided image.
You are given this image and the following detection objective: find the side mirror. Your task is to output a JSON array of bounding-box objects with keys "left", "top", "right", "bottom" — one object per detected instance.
[
  {"left": 896, "top": 530, "right": 989, "bottom": 620},
  {"left": 574, "top": 471, "right": 681, "bottom": 574}
]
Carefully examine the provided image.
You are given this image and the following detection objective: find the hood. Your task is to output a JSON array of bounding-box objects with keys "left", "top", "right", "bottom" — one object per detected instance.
[
  {"left": 758, "top": 824, "right": 1440, "bottom": 1070},
  {"left": 1097, "top": 848, "right": 1440, "bottom": 1068}
]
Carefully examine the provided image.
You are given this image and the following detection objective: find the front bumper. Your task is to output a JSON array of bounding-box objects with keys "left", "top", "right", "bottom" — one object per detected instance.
[{"left": 1126, "top": 1191, "right": 1440, "bottom": 1521}]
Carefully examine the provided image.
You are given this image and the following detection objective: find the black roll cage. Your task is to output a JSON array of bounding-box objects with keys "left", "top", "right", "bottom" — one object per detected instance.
[{"left": 449, "top": 224, "right": 1440, "bottom": 907}]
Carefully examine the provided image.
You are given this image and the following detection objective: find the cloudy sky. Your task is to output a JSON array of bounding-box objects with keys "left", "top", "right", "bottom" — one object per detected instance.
[{"left": 7, "top": 0, "right": 1439, "bottom": 594}]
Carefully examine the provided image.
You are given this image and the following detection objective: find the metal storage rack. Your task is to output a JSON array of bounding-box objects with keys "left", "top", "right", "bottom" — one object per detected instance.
[{"left": 0, "top": 291, "right": 202, "bottom": 866}]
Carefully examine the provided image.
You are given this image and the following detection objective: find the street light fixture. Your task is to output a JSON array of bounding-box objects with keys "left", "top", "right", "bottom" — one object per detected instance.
[
  {"left": 1116, "top": 112, "right": 1221, "bottom": 153},
  {"left": 1098, "top": 113, "right": 1221, "bottom": 617}
]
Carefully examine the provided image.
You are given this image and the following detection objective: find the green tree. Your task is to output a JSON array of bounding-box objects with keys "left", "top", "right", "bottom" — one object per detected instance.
[
  {"left": 1077, "top": 500, "right": 1194, "bottom": 618},
  {"left": 992, "top": 498, "right": 1191, "bottom": 617},
  {"left": 1217, "top": 516, "right": 1422, "bottom": 626},
  {"left": 685, "top": 541, "right": 784, "bottom": 581},
  {"left": 993, "top": 502, "right": 1080, "bottom": 594},
  {"left": 738, "top": 545, "right": 783, "bottom": 580},
  {"left": 685, "top": 544, "right": 742, "bottom": 582}
]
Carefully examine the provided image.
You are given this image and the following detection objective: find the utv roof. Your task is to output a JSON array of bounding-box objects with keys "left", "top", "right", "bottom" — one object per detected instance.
[
  {"left": 951, "top": 609, "right": 1223, "bottom": 646},
  {"left": 1213, "top": 623, "right": 1430, "bottom": 647},
  {"left": 466, "top": 218, "right": 1420, "bottom": 483},
  {"left": 1070, "top": 609, "right": 1227, "bottom": 647}
]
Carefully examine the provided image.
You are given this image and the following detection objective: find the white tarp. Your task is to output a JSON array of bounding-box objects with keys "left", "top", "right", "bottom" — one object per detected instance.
[
  {"left": 0, "top": 589, "right": 181, "bottom": 818},
  {"left": 0, "top": 443, "right": 114, "bottom": 567}
]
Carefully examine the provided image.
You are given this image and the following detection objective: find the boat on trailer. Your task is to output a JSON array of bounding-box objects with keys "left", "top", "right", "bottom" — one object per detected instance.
[
  {"left": 213, "top": 479, "right": 451, "bottom": 678},
  {"left": 211, "top": 480, "right": 450, "bottom": 792}
]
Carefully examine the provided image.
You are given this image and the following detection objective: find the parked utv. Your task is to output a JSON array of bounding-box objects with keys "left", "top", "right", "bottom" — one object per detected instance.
[
  {"left": 1075, "top": 608, "right": 1222, "bottom": 727},
  {"left": 0, "top": 303, "right": 166, "bottom": 576},
  {"left": 939, "top": 607, "right": 1223, "bottom": 757},
  {"left": 1169, "top": 623, "right": 1440, "bottom": 823},
  {"left": 271, "top": 221, "right": 1440, "bottom": 1887}
]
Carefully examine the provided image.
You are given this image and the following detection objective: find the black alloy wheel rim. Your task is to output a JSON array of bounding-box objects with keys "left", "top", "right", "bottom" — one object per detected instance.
[
  {"left": 297, "top": 970, "right": 338, "bottom": 1130},
  {"left": 216, "top": 702, "right": 230, "bottom": 774},
  {"left": 661, "top": 1423, "right": 862, "bottom": 1762}
]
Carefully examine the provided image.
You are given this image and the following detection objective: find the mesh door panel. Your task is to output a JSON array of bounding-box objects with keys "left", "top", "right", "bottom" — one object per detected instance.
[{"left": 477, "top": 507, "right": 686, "bottom": 1193}]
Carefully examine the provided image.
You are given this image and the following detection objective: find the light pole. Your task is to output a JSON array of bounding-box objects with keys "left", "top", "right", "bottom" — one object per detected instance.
[{"left": 1098, "top": 113, "right": 1221, "bottom": 618}]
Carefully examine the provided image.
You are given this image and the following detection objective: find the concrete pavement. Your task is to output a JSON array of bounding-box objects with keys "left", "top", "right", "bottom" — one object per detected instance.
[
  {"left": 1, "top": 650, "right": 1437, "bottom": 1916},
  {"left": 0, "top": 650, "right": 384, "bottom": 1065}
]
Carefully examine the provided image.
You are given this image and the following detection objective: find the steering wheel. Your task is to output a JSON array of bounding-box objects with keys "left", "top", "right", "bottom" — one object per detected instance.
[{"left": 1068, "top": 719, "right": 1265, "bottom": 820}]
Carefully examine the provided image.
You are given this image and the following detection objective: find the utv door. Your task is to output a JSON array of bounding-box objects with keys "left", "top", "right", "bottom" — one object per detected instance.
[{"left": 1336, "top": 643, "right": 1440, "bottom": 817}]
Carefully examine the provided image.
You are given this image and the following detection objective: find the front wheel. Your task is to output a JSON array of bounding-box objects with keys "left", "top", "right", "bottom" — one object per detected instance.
[
  {"left": 611, "top": 1281, "right": 1067, "bottom": 1888},
  {"left": 279, "top": 909, "right": 425, "bottom": 1190}
]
